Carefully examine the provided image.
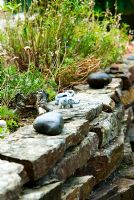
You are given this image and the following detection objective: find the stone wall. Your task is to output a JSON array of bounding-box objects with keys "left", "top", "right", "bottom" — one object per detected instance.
[{"left": 0, "top": 55, "right": 134, "bottom": 200}]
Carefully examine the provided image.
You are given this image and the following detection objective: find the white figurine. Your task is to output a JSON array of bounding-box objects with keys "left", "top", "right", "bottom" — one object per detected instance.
[
  {"left": 58, "top": 96, "right": 80, "bottom": 109},
  {"left": 55, "top": 90, "right": 75, "bottom": 105}
]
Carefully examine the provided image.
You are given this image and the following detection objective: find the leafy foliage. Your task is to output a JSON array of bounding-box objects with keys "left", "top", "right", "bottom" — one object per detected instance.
[
  {"left": 0, "top": 106, "right": 19, "bottom": 132},
  {"left": 1, "top": 1, "right": 128, "bottom": 67},
  {"left": 95, "top": 0, "right": 134, "bottom": 14},
  {"left": 0, "top": 0, "right": 128, "bottom": 104},
  {"left": 0, "top": 61, "right": 56, "bottom": 106}
]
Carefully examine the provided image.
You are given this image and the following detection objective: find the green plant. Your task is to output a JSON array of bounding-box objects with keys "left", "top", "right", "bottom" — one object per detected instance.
[
  {"left": 0, "top": 105, "right": 19, "bottom": 132},
  {"left": 0, "top": 0, "right": 128, "bottom": 90},
  {"left": 0, "top": 61, "right": 57, "bottom": 106},
  {"left": 6, "top": 119, "right": 19, "bottom": 132}
]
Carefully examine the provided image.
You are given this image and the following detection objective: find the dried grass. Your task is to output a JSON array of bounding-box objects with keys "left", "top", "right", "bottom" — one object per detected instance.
[{"left": 56, "top": 56, "right": 101, "bottom": 89}]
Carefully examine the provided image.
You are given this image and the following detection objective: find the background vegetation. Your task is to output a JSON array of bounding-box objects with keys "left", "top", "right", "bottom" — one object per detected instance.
[{"left": 95, "top": 0, "right": 134, "bottom": 14}]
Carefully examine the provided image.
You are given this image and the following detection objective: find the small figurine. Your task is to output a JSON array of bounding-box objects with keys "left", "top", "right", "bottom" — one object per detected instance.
[
  {"left": 55, "top": 90, "right": 75, "bottom": 105},
  {"left": 58, "top": 96, "right": 80, "bottom": 109}
]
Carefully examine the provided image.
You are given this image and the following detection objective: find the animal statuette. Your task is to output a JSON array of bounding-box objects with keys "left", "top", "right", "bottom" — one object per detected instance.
[
  {"left": 59, "top": 97, "right": 80, "bottom": 108},
  {"left": 55, "top": 90, "right": 75, "bottom": 105},
  {"left": 55, "top": 90, "right": 80, "bottom": 108}
]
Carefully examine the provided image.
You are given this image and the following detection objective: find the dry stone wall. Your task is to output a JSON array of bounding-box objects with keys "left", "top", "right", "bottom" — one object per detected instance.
[{"left": 0, "top": 54, "right": 134, "bottom": 200}]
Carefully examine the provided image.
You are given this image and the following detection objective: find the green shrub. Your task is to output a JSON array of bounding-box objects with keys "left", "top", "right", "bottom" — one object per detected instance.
[
  {"left": 0, "top": 0, "right": 126, "bottom": 68},
  {"left": 0, "top": 106, "right": 19, "bottom": 132},
  {"left": 0, "top": 0, "right": 128, "bottom": 90},
  {"left": 0, "top": 62, "right": 57, "bottom": 106}
]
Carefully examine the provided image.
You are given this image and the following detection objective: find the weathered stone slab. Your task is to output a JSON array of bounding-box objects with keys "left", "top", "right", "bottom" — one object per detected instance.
[
  {"left": 113, "top": 178, "right": 134, "bottom": 200},
  {"left": 106, "top": 78, "right": 123, "bottom": 91},
  {"left": 49, "top": 99, "right": 103, "bottom": 122},
  {"left": 74, "top": 79, "right": 123, "bottom": 112},
  {"left": 89, "top": 184, "right": 118, "bottom": 200},
  {"left": 50, "top": 133, "right": 98, "bottom": 181},
  {"left": 123, "top": 107, "right": 134, "bottom": 133},
  {"left": 0, "top": 159, "right": 28, "bottom": 200},
  {"left": 7, "top": 118, "right": 89, "bottom": 149},
  {"left": 21, "top": 182, "right": 62, "bottom": 200},
  {"left": 120, "top": 86, "right": 134, "bottom": 106},
  {"left": 106, "top": 65, "right": 132, "bottom": 90},
  {"left": 59, "top": 119, "right": 89, "bottom": 148},
  {"left": 129, "top": 64, "right": 134, "bottom": 82},
  {"left": 75, "top": 93, "right": 115, "bottom": 112},
  {"left": 108, "top": 194, "right": 121, "bottom": 200},
  {"left": 0, "top": 117, "right": 92, "bottom": 182},
  {"left": 110, "top": 61, "right": 134, "bottom": 83},
  {"left": 76, "top": 134, "right": 124, "bottom": 184},
  {"left": 0, "top": 127, "right": 66, "bottom": 181},
  {"left": 124, "top": 56, "right": 134, "bottom": 82},
  {"left": 106, "top": 78, "right": 123, "bottom": 104},
  {"left": 61, "top": 176, "right": 95, "bottom": 200},
  {"left": 120, "top": 72, "right": 132, "bottom": 90},
  {"left": 128, "top": 124, "right": 134, "bottom": 141},
  {"left": 120, "top": 166, "right": 134, "bottom": 180},
  {"left": 122, "top": 141, "right": 133, "bottom": 167},
  {"left": 89, "top": 106, "right": 124, "bottom": 147}
]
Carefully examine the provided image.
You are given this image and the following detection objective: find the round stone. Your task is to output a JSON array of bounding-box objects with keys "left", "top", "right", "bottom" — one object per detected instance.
[
  {"left": 33, "top": 112, "right": 64, "bottom": 135},
  {"left": 87, "top": 72, "right": 112, "bottom": 89},
  {"left": 127, "top": 55, "right": 134, "bottom": 60}
]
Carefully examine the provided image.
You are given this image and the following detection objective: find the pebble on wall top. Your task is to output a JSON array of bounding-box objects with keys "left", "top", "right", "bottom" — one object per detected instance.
[
  {"left": 33, "top": 112, "right": 64, "bottom": 135},
  {"left": 87, "top": 72, "right": 112, "bottom": 89}
]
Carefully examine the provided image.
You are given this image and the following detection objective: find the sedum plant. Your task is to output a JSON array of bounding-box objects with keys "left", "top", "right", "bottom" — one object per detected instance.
[{"left": 0, "top": 105, "right": 19, "bottom": 132}]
